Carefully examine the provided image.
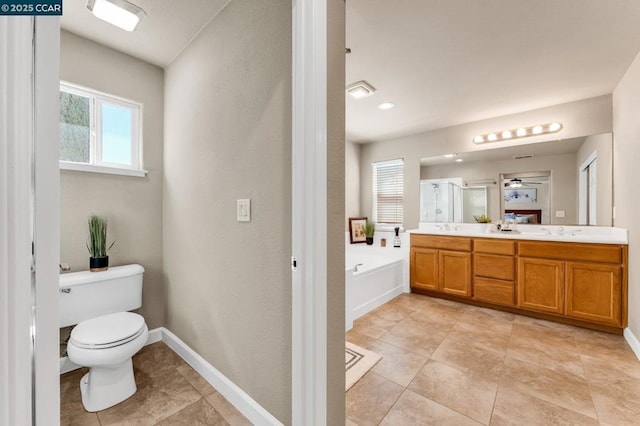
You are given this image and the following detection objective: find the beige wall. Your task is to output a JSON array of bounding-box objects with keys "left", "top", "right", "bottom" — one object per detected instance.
[
  {"left": 576, "top": 133, "right": 613, "bottom": 225},
  {"left": 163, "top": 0, "right": 293, "bottom": 421},
  {"left": 421, "top": 153, "right": 578, "bottom": 224},
  {"left": 345, "top": 140, "right": 361, "bottom": 228},
  {"left": 360, "top": 95, "right": 613, "bottom": 230},
  {"left": 613, "top": 52, "right": 640, "bottom": 336},
  {"left": 327, "top": 0, "right": 346, "bottom": 422},
  {"left": 59, "top": 30, "right": 165, "bottom": 329}
]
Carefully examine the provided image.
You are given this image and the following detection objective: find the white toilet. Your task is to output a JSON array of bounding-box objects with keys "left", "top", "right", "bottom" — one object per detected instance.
[{"left": 59, "top": 264, "right": 149, "bottom": 412}]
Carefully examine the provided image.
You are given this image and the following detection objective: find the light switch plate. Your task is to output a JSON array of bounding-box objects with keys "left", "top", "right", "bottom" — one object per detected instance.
[
  {"left": 237, "top": 199, "right": 251, "bottom": 222},
  {"left": 555, "top": 210, "right": 565, "bottom": 218}
]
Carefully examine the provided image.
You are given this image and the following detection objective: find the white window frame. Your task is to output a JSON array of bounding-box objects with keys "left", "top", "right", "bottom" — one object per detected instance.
[
  {"left": 59, "top": 82, "right": 146, "bottom": 177},
  {"left": 372, "top": 158, "right": 404, "bottom": 230}
]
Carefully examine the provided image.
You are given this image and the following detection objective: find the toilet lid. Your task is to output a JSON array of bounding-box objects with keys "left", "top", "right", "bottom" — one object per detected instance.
[{"left": 70, "top": 312, "right": 146, "bottom": 349}]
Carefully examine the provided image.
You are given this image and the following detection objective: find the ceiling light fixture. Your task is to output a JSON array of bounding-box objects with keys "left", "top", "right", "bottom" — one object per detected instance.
[
  {"left": 87, "top": 0, "right": 146, "bottom": 32},
  {"left": 456, "top": 158, "right": 464, "bottom": 163},
  {"left": 378, "top": 102, "right": 395, "bottom": 110},
  {"left": 473, "top": 122, "right": 563, "bottom": 144},
  {"left": 346, "top": 81, "right": 376, "bottom": 99}
]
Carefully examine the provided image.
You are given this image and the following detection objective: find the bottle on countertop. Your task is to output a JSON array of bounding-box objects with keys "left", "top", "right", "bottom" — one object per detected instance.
[{"left": 393, "top": 227, "right": 401, "bottom": 248}]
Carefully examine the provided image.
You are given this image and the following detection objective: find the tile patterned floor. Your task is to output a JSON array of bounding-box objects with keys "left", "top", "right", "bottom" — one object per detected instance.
[
  {"left": 60, "top": 342, "right": 250, "bottom": 426},
  {"left": 346, "top": 292, "right": 640, "bottom": 425}
]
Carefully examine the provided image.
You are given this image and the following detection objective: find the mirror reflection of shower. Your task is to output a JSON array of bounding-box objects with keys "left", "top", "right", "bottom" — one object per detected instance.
[
  {"left": 420, "top": 178, "right": 488, "bottom": 223},
  {"left": 420, "top": 178, "right": 462, "bottom": 222}
]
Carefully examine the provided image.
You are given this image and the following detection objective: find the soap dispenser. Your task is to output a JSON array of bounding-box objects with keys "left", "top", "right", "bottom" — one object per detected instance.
[{"left": 393, "top": 227, "right": 401, "bottom": 248}]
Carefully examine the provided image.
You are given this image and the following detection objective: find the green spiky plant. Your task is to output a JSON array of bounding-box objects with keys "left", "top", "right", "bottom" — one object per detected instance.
[
  {"left": 87, "top": 215, "right": 115, "bottom": 258},
  {"left": 364, "top": 221, "right": 376, "bottom": 238}
]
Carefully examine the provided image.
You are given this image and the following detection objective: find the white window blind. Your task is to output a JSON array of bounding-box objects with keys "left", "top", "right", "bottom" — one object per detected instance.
[{"left": 372, "top": 159, "right": 404, "bottom": 224}]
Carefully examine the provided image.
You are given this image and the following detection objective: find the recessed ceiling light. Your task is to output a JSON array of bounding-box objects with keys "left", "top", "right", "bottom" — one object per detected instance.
[
  {"left": 455, "top": 158, "right": 463, "bottom": 163},
  {"left": 346, "top": 81, "right": 375, "bottom": 99},
  {"left": 87, "top": 0, "right": 146, "bottom": 32},
  {"left": 378, "top": 102, "right": 395, "bottom": 110}
]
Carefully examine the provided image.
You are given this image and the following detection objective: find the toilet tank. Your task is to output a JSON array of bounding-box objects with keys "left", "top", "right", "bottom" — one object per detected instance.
[{"left": 59, "top": 264, "right": 144, "bottom": 328}]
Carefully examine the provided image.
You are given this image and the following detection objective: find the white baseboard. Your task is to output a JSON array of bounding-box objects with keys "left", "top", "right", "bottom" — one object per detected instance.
[
  {"left": 146, "top": 327, "right": 163, "bottom": 344},
  {"left": 160, "top": 327, "right": 282, "bottom": 426},
  {"left": 60, "top": 326, "right": 281, "bottom": 424},
  {"left": 624, "top": 327, "right": 640, "bottom": 360}
]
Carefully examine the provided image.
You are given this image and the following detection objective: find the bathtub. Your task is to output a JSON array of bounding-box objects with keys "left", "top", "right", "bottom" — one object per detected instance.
[{"left": 345, "top": 232, "right": 409, "bottom": 330}]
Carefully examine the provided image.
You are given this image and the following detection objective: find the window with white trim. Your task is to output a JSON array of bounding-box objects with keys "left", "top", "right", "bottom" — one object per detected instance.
[
  {"left": 59, "top": 82, "right": 144, "bottom": 177},
  {"left": 372, "top": 159, "right": 404, "bottom": 225}
]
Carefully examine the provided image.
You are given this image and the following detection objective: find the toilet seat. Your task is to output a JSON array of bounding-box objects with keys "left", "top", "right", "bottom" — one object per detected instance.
[{"left": 70, "top": 312, "right": 146, "bottom": 350}]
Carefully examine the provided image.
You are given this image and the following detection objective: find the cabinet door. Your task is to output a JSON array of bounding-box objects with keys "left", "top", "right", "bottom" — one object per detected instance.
[
  {"left": 565, "top": 262, "right": 622, "bottom": 326},
  {"left": 439, "top": 250, "right": 472, "bottom": 297},
  {"left": 518, "top": 258, "right": 564, "bottom": 314},
  {"left": 411, "top": 247, "right": 438, "bottom": 291}
]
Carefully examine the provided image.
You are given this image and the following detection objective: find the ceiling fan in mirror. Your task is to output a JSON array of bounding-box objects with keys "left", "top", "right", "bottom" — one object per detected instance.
[{"left": 505, "top": 178, "right": 542, "bottom": 188}]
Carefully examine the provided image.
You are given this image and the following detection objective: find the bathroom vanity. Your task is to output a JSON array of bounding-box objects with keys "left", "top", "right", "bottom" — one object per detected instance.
[{"left": 409, "top": 225, "right": 628, "bottom": 334}]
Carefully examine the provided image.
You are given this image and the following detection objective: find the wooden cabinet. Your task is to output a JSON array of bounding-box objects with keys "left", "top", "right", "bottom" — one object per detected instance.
[
  {"left": 440, "top": 251, "right": 471, "bottom": 297},
  {"left": 517, "top": 241, "right": 625, "bottom": 327},
  {"left": 410, "top": 235, "right": 471, "bottom": 297},
  {"left": 473, "top": 239, "right": 515, "bottom": 306},
  {"left": 410, "top": 247, "right": 438, "bottom": 291},
  {"left": 410, "top": 234, "right": 628, "bottom": 333},
  {"left": 517, "top": 258, "right": 564, "bottom": 314},
  {"left": 565, "top": 262, "right": 621, "bottom": 325}
]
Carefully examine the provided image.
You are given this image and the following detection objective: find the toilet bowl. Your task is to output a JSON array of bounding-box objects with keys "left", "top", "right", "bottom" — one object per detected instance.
[
  {"left": 67, "top": 312, "right": 149, "bottom": 412},
  {"left": 59, "top": 264, "right": 147, "bottom": 412}
]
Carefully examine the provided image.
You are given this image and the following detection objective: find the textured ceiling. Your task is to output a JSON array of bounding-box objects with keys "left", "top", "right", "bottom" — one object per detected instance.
[
  {"left": 347, "top": 0, "right": 640, "bottom": 143},
  {"left": 61, "top": 0, "right": 230, "bottom": 67}
]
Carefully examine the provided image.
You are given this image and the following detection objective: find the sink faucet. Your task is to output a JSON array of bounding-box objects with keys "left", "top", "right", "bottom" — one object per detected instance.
[
  {"left": 443, "top": 223, "right": 450, "bottom": 231},
  {"left": 354, "top": 263, "right": 364, "bottom": 272},
  {"left": 570, "top": 229, "right": 582, "bottom": 236},
  {"left": 541, "top": 228, "right": 551, "bottom": 235},
  {"left": 558, "top": 227, "right": 565, "bottom": 235}
]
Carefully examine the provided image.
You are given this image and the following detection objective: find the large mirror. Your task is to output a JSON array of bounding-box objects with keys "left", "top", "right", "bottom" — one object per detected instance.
[{"left": 420, "top": 133, "right": 613, "bottom": 225}]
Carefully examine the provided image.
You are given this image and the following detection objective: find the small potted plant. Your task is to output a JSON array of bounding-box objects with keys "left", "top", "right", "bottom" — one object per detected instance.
[
  {"left": 364, "top": 221, "right": 375, "bottom": 245},
  {"left": 473, "top": 214, "right": 492, "bottom": 223},
  {"left": 87, "top": 215, "right": 115, "bottom": 272}
]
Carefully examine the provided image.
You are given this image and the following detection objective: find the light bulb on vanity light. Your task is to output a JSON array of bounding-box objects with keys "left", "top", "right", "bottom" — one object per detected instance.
[
  {"left": 501, "top": 130, "right": 513, "bottom": 139},
  {"left": 532, "top": 125, "right": 543, "bottom": 135},
  {"left": 516, "top": 127, "right": 527, "bottom": 137}
]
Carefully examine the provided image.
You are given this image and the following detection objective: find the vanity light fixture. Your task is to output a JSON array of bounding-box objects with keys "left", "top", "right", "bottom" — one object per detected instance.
[
  {"left": 378, "top": 102, "right": 395, "bottom": 110},
  {"left": 346, "top": 81, "right": 376, "bottom": 99},
  {"left": 87, "top": 0, "right": 146, "bottom": 31},
  {"left": 473, "top": 122, "right": 563, "bottom": 144}
]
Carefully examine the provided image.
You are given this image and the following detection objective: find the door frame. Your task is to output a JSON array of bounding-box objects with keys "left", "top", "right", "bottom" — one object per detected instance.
[
  {"left": 0, "top": 16, "right": 60, "bottom": 426},
  {"left": 291, "top": 0, "right": 328, "bottom": 424}
]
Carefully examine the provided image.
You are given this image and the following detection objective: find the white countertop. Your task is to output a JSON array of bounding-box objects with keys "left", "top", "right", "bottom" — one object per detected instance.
[{"left": 408, "top": 223, "right": 628, "bottom": 245}]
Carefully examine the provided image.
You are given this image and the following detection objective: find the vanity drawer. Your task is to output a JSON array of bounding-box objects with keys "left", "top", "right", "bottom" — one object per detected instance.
[
  {"left": 474, "top": 277, "right": 514, "bottom": 306},
  {"left": 474, "top": 254, "right": 514, "bottom": 281},
  {"left": 518, "top": 241, "right": 621, "bottom": 264},
  {"left": 411, "top": 235, "right": 472, "bottom": 251},
  {"left": 474, "top": 238, "right": 515, "bottom": 255}
]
